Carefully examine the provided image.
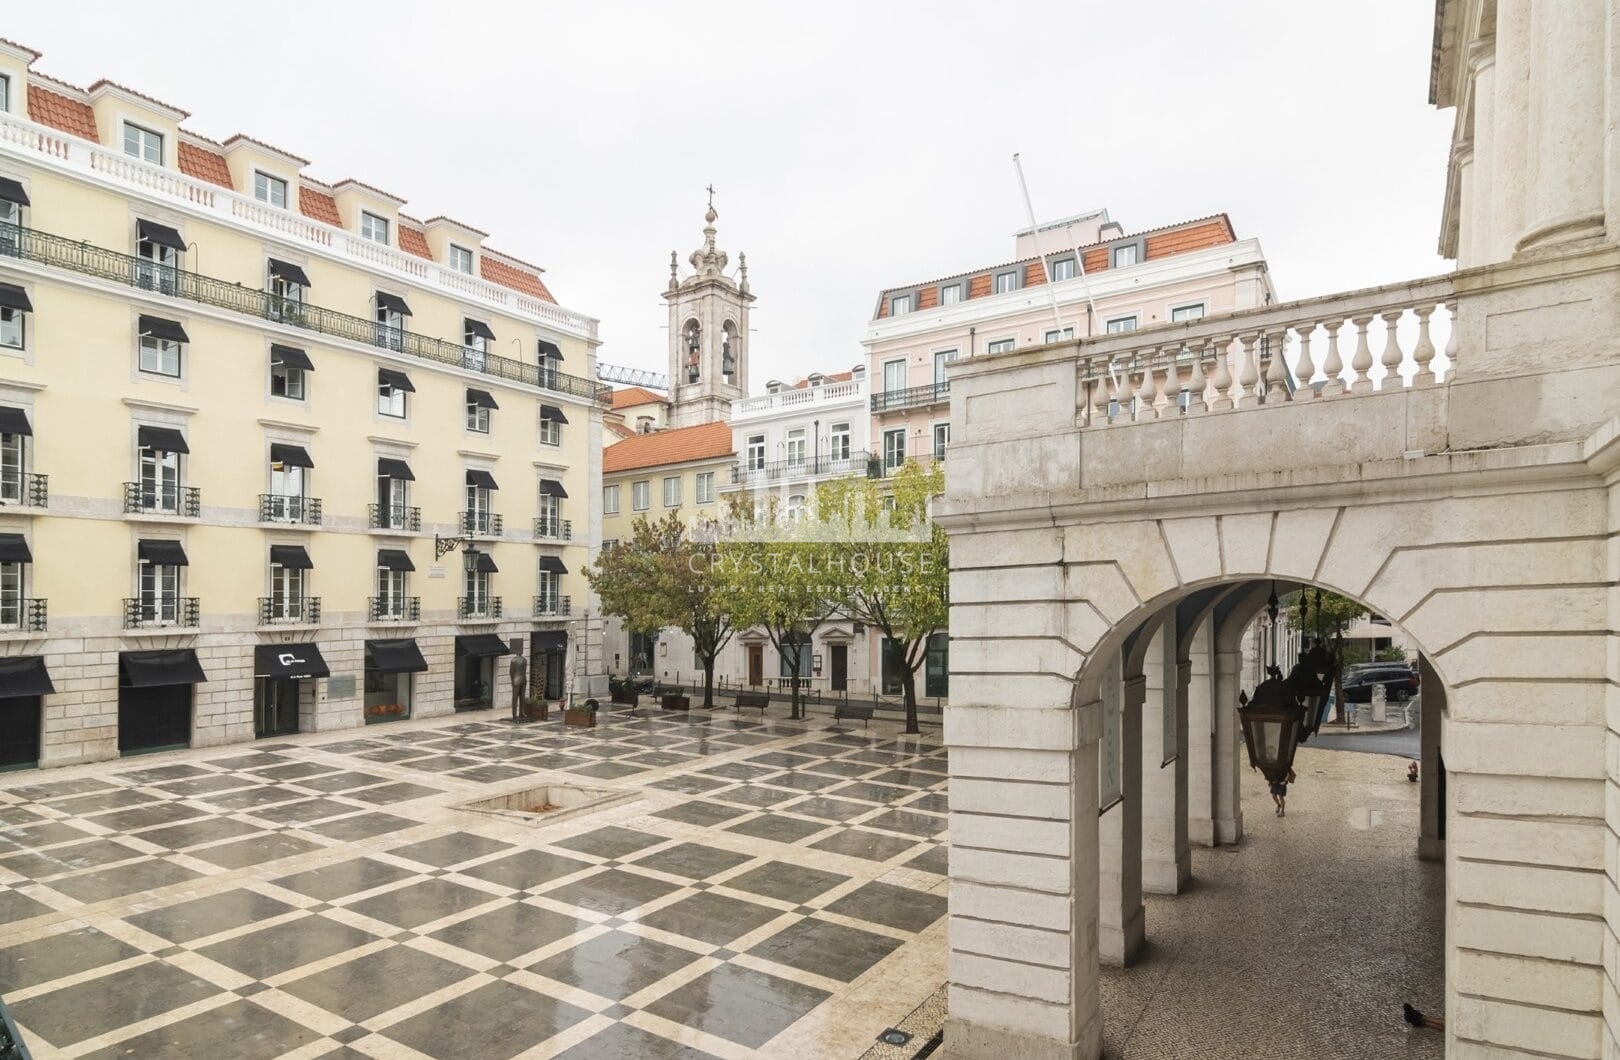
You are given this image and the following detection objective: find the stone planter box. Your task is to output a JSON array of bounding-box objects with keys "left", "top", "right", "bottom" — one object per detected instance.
[
  {"left": 661, "top": 694, "right": 690, "bottom": 711},
  {"left": 564, "top": 708, "right": 596, "bottom": 728}
]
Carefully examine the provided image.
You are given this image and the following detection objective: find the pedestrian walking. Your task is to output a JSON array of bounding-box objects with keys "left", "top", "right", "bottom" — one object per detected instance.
[{"left": 1270, "top": 768, "right": 1297, "bottom": 817}]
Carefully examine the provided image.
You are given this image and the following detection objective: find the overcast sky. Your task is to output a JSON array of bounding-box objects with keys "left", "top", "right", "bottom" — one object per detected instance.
[{"left": 12, "top": 1, "right": 1453, "bottom": 388}]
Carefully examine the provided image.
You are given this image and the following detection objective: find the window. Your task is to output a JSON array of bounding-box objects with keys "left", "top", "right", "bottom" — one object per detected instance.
[
  {"left": 890, "top": 293, "right": 912, "bottom": 315},
  {"left": 779, "top": 632, "right": 811, "bottom": 678},
  {"left": 933, "top": 349, "right": 956, "bottom": 385},
  {"left": 539, "top": 417, "right": 560, "bottom": 446},
  {"left": 377, "top": 379, "right": 407, "bottom": 418},
  {"left": 465, "top": 475, "right": 495, "bottom": 534},
  {"left": 785, "top": 429, "right": 806, "bottom": 468},
  {"left": 603, "top": 484, "right": 620, "bottom": 514},
  {"left": 139, "top": 444, "right": 181, "bottom": 512},
  {"left": 746, "top": 434, "right": 766, "bottom": 471},
  {"left": 883, "top": 428, "right": 906, "bottom": 472},
  {"left": 467, "top": 400, "right": 490, "bottom": 434},
  {"left": 377, "top": 471, "right": 410, "bottom": 530},
  {"left": 449, "top": 244, "right": 474, "bottom": 274},
  {"left": 268, "top": 449, "right": 307, "bottom": 516},
  {"left": 536, "top": 568, "right": 560, "bottom": 614},
  {"left": 123, "top": 122, "right": 163, "bottom": 164},
  {"left": 136, "top": 223, "right": 181, "bottom": 295},
  {"left": 663, "top": 475, "right": 682, "bottom": 507},
  {"left": 138, "top": 557, "right": 181, "bottom": 623},
  {"left": 360, "top": 211, "right": 390, "bottom": 244},
  {"left": 993, "top": 271, "right": 1018, "bottom": 294},
  {"left": 374, "top": 294, "right": 408, "bottom": 350},
  {"left": 940, "top": 283, "right": 962, "bottom": 305},
  {"left": 0, "top": 75, "right": 8, "bottom": 114},
  {"left": 253, "top": 171, "right": 288, "bottom": 208},
  {"left": 463, "top": 318, "right": 492, "bottom": 373},
  {"left": 1170, "top": 303, "right": 1207, "bottom": 323},
  {"left": 537, "top": 492, "right": 562, "bottom": 537},
  {"left": 1112, "top": 244, "right": 1139, "bottom": 268},
  {"left": 1044, "top": 327, "right": 1075, "bottom": 343},
  {"left": 0, "top": 196, "right": 20, "bottom": 254},
  {"left": 786, "top": 494, "right": 806, "bottom": 520},
  {"left": 0, "top": 555, "right": 21, "bottom": 630},
  {"left": 602, "top": 539, "right": 618, "bottom": 552},
  {"left": 0, "top": 297, "right": 24, "bottom": 350},
  {"left": 1106, "top": 316, "right": 1138, "bottom": 334},
  {"left": 829, "top": 422, "right": 850, "bottom": 461},
  {"left": 267, "top": 260, "right": 306, "bottom": 322},
  {"left": 632, "top": 480, "right": 650, "bottom": 511},
  {"left": 139, "top": 333, "right": 183, "bottom": 378},
  {"left": 464, "top": 564, "right": 492, "bottom": 614},
  {"left": 270, "top": 349, "right": 307, "bottom": 400},
  {"left": 376, "top": 566, "right": 408, "bottom": 614},
  {"left": 695, "top": 471, "right": 715, "bottom": 504},
  {"left": 0, "top": 419, "right": 24, "bottom": 504},
  {"left": 986, "top": 338, "right": 1015, "bottom": 354},
  {"left": 1051, "top": 257, "right": 1077, "bottom": 281},
  {"left": 933, "top": 422, "right": 950, "bottom": 460},
  {"left": 268, "top": 558, "right": 307, "bottom": 621},
  {"left": 883, "top": 359, "right": 906, "bottom": 393}
]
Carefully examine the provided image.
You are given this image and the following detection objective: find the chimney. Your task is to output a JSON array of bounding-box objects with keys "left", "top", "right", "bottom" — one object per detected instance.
[{"left": 637, "top": 415, "right": 654, "bottom": 434}]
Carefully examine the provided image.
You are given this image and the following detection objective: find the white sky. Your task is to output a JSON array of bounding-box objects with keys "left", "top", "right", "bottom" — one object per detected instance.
[{"left": 10, "top": 1, "right": 1454, "bottom": 389}]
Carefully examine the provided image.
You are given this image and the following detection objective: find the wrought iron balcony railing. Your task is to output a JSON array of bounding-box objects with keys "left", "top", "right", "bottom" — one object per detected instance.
[
  {"left": 728, "top": 450, "right": 874, "bottom": 485},
  {"left": 460, "top": 511, "right": 504, "bottom": 537},
  {"left": 0, "top": 471, "right": 47, "bottom": 508},
  {"left": 0, "top": 597, "right": 46, "bottom": 633},
  {"left": 369, "top": 503, "right": 421, "bottom": 532},
  {"left": 258, "top": 596, "right": 321, "bottom": 625},
  {"left": 871, "top": 381, "right": 950, "bottom": 412},
  {"left": 458, "top": 596, "right": 503, "bottom": 620},
  {"left": 259, "top": 494, "right": 322, "bottom": 525},
  {"left": 124, "top": 483, "right": 200, "bottom": 517},
  {"left": 123, "top": 596, "right": 199, "bottom": 629},
  {"left": 533, "top": 516, "right": 572, "bottom": 541},
  {"left": 534, "top": 595, "right": 572, "bottom": 618},
  {"left": 369, "top": 596, "right": 420, "bottom": 622},
  {"left": 0, "top": 223, "right": 612, "bottom": 403}
]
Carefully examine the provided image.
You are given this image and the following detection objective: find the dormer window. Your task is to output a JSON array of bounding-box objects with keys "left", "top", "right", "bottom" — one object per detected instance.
[
  {"left": 890, "top": 293, "right": 913, "bottom": 315},
  {"left": 993, "top": 271, "right": 1019, "bottom": 294},
  {"left": 254, "top": 171, "right": 288, "bottom": 208},
  {"left": 1051, "top": 257, "right": 1077, "bottom": 281},
  {"left": 1112, "top": 244, "right": 1139, "bottom": 268},
  {"left": 0, "top": 75, "right": 9, "bottom": 115},
  {"left": 361, "top": 211, "right": 390, "bottom": 245},
  {"left": 449, "top": 245, "right": 474, "bottom": 274},
  {"left": 940, "top": 283, "right": 963, "bottom": 305},
  {"left": 123, "top": 122, "right": 163, "bottom": 165}
]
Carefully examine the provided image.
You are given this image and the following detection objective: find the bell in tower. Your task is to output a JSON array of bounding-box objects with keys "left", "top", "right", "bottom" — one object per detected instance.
[{"left": 663, "top": 190, "right": 756, "bottom": 429}]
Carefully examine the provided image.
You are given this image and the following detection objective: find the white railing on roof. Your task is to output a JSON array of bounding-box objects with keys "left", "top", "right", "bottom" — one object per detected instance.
[
  {"left": 0, "top": 110, "right": 598, "bottom": 341},
  {"left": 735, "top": 380, "right": 863, "bottom": 415}
]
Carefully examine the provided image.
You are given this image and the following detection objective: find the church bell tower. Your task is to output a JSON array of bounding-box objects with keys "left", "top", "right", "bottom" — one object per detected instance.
[{"left": 664, "top": 195, "right": 752, "bottom": 427}]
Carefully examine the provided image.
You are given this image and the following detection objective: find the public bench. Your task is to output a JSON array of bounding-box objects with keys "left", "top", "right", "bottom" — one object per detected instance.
[
  {"left": 834, "top": 701, "right": 874, "bottom": 728},
  {"left": 655, "top": 684, "right": 690, "bottom": 711},
  {"left": 732, "top": 690, "right": 770, "bottom": 715}
]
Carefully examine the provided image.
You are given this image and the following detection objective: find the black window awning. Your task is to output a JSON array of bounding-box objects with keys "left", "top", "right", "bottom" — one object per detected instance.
[
  {"left": 268, "top": 259, "right": 311, "bottom": 287},
  {"left": 0, "top": 533, "right": 32, "bottom": 563},
  {"left": 120, "top": 649, "right": 207, "bottom": 688},
  {"left": 138, "top": 539, "right": 189, "bottom": 566},
  {"left": 374, "top": 292, "right": 412, "bottom": 317},
  {"left": 464, "top": 318, "right": 496, "bottom": 341},
  {"left": 538, "top": 556, "right": 569, "bottom": 575},
  {"left": 467, "top": 389, "right": 499, "bottom": 410},
  {"left": 377, "top": 457, "right": 414, "bottom": 481},
  {"left": 539, "top": 404, "right": 569, "bottom": 424},
  {"left": 0, "top": 177, "right": 30, "bottom": 207},
  {"left": 466, "top": 469, "right": 499, "bottom": 490},
  {"left": 471, "top": 551, "right": 499, "bottom": 573},
  {"left": 271, "top": 345, "right": 313, "bottom": 371},
  {"left": 270, "top": 544, "right": 313, "bottom": 569},
  {"left": 0, "top": 283, "right": 32, "bottom": 313},
  {"left": 270, "top": 443, "right": 314, "bottom": 468},
  {"left": 530, "top": 631, "right": 567, "bottom": 653},
  {"left": 254, "top": 643, "right": 330, "bottom": 680},
  {"left": 456, "top": 633, "right": 511, "bottom": 658},
  {"left": 0, "top": 655, "right": 53, "bottom": 698},
  {"left": 539, "top": 478, "right": 569, "bottom": 499},
  {"left": 537, "top": 339, "right": 563, "bottom": 361},
  {"left": 378, "top": 368, "right": 415, "bottom": 393},
  {"left": 137, "top": 425, "right": 189, "bottom": 453},
  {"left": 137, "top": 219, "right": 187, "bottom": 252},
  {"left": 366, "top": 638, "right": 428, "bottom": 674},
  {"left": 0, "top": 406, "right": 31, "bottom": 436},
  {"left": 139, "top": 315, "right": 190, "bottom": 344},
  {"left": 377, "top": 548, "right": 415, "bottom": 571}
]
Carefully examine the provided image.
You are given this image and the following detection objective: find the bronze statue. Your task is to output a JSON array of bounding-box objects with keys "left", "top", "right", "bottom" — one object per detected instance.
[{"left": 509, "top": 650, "right": 528, "bottom": 721}]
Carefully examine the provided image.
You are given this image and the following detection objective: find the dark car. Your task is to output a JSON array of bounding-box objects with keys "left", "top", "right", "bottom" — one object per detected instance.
[{"left": 1341, "top": 665, "right": 1418, "bottom": 703}]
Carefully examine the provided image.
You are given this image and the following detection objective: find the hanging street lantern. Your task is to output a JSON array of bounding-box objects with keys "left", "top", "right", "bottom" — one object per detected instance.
[
  {"left": 1238, "top": 673, "right": 1305, "bottom": 784},
  {"left": 1288, "top": 640, "right": 1336, "bottom": 742}
]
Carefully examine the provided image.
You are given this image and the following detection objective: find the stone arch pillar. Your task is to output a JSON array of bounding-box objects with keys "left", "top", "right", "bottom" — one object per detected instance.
[
  {"left": 1142, "top": 618, "right": 1191, "bottom": 893},
  {"left": 1418, "top": 653, "right": 1446, "bottom": 862},
  {"left": 1184, "top": 617, "right": 1217, "bottom": 846},
  {"left": 1097, "top": 647, "right": 1144, "bottom": 966}
]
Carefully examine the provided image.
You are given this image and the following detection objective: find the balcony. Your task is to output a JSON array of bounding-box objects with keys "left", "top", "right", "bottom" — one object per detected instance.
[
  {"left": 369, "top": 596, "right": 420, "bottom": 622},
  {"left": 0, "top": 471, "right": 48, "bottom": 509},
  {"left": 123, "top": 597, "right": 199, "bottom": 630},
  {"left": 0, "top": 598, "right": 46, "bottom": 633},
  {"left": 734, "top": 379, "right": 865, "bottom": 417},
  {"left": 534, "top": 595, "right": 572, "bottom": 618},
  {"left": 871, "top": 381, "right": 950, "bottom": 413},
  {"left": 458, "top": 596, "right": 503, "bottom": 620},
  {"left": 728, "top": 450, "right": 874, "bottom": 486},
  {"left": 258, "top": 596, "right": 321, "bottom": 625},
  {"left": 369, "top": 503, "right": 421, "bottom": 533},
  {"left": 124, "top": 483, "right": 200, "bottom": 518},
  {"left": 534, "top": 517, "right": 572, "bottom": 542},
  {"left": 460, "top": 511, "right": 504, "bottom": 538},
  {"left": 259, "top": 494, "right": 322, "bottom": 526}
]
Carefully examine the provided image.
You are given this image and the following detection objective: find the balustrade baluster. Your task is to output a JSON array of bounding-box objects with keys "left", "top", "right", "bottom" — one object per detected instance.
[
  {"left": 1210, "top": 337, "right": 1234, "bottom": 411},
  {"left": 1411, "top": 305, "right": 1437, "bottom": 386},
  {"left": 1262, "top": 328, "right": 1289, "bottom": 401},
  {"left": 1321, "top": 321, "right": 1345, "bottom": 395},
  {"left": 1134, "top": 358, "right": 1156, "bottom": 422},
  {"left": 1442, "top": 299, "right": 1458, "bottom": 380},
  {"left": 1378, "top": 309, "right": 1405, "bottom": 388},
  {"left": 1294, "top": 323, "right": 1318, "bottom": 394},
  {"left": 1092, "top": 359, "right": 1112, "bottom": 426},
  {"left": 1348, "top": 315, "right": 1375, "bottom": 391},
  {"left": 1186, "top": 343, "right": 1208, "bottom": 414},
  {"left": 1163, "top": 347, "right": 1183, "bottom": 417},
  {"left": 1235, "top": 333, "right": 1259, "bottom": 408}
]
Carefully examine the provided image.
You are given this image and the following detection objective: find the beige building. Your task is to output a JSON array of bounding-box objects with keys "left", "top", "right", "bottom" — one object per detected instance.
[{"left": 0, "top": 42, "right": 607, "bottom": 769}]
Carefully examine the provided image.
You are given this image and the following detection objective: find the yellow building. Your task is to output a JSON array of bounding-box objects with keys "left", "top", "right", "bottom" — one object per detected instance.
[{"left": 0, "top": 42, "right": 607, "bottom": 768}]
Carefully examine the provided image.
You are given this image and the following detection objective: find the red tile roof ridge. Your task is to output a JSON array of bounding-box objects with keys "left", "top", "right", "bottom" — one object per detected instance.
[
  {"left": 222, "top": 133, "right": 309, "bottom": 166},
  {"left": 0, "top": 39, "right": 43, "bottom": 62},
  {"left": 333, "top": 177, "right": 407, "bottom": 206},
  {"left": 481, "top": 245, "right": 548, "bottom": 275},
  {"left": 178, "top": 129, "right": 226, "bottom": 148},
  {"left": 27, "top": 72, "right": 89, "bottom": 99},
  {"left": 423, "top": 215, "right": 491, "bottom": 237},
  {"left": 602, "top": 420, "right": 735, "bottom": 473},
  {"left": 610, "top": 386, "right": 667, "bottom": 409},
  {"left": 87, "top": 78, "right": 190, "bottom": 119}
]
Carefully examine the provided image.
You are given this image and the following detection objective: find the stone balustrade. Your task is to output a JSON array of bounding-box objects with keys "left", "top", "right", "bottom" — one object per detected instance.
[{"left": 1073, "top": 275, "right": 1456, "bottom": 426}]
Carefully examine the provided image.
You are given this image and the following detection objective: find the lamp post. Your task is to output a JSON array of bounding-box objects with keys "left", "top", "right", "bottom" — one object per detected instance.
[{"left": 1238, "top": 672, "right": 1305, "bottom": 784}]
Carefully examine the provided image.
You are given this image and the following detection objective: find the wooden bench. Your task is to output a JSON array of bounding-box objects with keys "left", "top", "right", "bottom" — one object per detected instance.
[
  {"left": 655, "top": 685, "right": 690, "bottom": 711},
  {"left": 610, "top": 685, "right": 639, "bottom": 708},
  {"left": 834, "top": 702, "right": 874, "bottom": 728},
  {"left": 732, "top": 690, "right": 770, "bottom": 715}
]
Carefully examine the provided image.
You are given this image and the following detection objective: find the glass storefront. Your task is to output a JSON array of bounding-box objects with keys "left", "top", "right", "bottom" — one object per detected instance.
[{"left": 364, "top": 638, "right": 427, "bottom": 724}]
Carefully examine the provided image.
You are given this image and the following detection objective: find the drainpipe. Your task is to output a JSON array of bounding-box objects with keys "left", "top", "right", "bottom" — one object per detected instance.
[{"left": 969, "top": 326, "right": 977, "bottom": 357}]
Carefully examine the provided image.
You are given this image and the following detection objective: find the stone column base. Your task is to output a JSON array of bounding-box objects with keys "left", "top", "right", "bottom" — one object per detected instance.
[
  {"left": 942, "top": 1015, "right": 1102, "bottom": 1060},
  {"left": 1142, "top": 854, "right": 1192, "bottom": 895},
  {"left": 1100, "top": 904, "right": 1145, "bottom": 967},
  {"left": 1188, "top": 816, "right": 1219, "bottom": 847},
  {"left": 1216, "top": 813, "right": 1243, "bottom": 846}
]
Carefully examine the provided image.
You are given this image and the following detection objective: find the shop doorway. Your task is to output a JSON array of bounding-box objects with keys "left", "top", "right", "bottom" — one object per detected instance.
[
  {"left": 255, "top": 678, "right": 300, "bottom": 738},
  {"left": 118, "top": 650, "right": 205, "bottom": 755},
  {"left": 530, "top": 632, "right": 567, "bottom": 700},
  {"left": 747, "top": 645, "right": 763, "bottom": 686},
  {"left": 0, "top": 696, "right": 40, "bottom": 771},
  {"left": 454, "top": 634, "right": 511, "bottom": 712},
  {"left": 829, "top": 645, "right": 849, "bottom": 692}
]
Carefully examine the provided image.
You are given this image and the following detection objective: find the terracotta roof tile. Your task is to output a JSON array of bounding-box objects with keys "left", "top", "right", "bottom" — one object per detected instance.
[
  {"left": 177, "top": 141, "right": 232, "bottom": 188},
  {"left": 298, "top": 187, "right": 341, "bottom": 226},
  {"left": 398, "top": 225, "right": 433, "bottom": 260},
  {"left": 603, "top": 421, "right": 734, "bottom": 474},
  {"left": 27, "top": 85, "right": 98, "bottom": 140},
  {"left": 480, "top": 256, "right": 555, "bottom": 303},
  {"left": 605, "top": 421, "right": 639, "bottom": 441},
  {"left": 610, "top": 386, "right": 666, "bottom": 410}
]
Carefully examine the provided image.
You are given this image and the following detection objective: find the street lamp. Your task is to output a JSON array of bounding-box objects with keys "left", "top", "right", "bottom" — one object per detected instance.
[
  {"left": 1238, "top": 672, "right": 1305, "bottom": 784},
  {"left": 1289, "top": 640, "right": 1335, "bottom": 742}
]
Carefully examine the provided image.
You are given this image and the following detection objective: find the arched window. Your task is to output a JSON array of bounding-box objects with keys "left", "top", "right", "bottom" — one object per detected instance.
[
  {"left": 683, "top": 320, "right": 702, "bottom": 383},
  {"left": 721, "top": 320, "right": 739, "bottom": 381}
]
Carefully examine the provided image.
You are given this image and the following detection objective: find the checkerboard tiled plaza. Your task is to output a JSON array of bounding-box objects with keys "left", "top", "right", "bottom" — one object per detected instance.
[{"left": 0, "top": 706, "right": 948, "bottom": 1059}]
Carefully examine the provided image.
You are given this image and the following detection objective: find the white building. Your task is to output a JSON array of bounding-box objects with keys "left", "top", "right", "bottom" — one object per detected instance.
[{"left": 720, "top": 367, "right": 871, "bottom": 509}]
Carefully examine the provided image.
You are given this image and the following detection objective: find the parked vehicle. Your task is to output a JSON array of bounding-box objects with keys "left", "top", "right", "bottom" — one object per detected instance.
[{"left": 1340, "top": 665, "right": 1419, "bottom": 703}]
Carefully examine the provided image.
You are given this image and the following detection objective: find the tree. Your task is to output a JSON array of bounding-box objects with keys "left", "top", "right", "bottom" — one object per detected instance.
[
  {"left": 586, "top": 513, "right": 734, "bottom": 708},
  {"left": 1285, "top": 588, "right": 1365, "bottom": 723},
  {"left": 817, "top": 461, "right": 948, "bottom": 735}
]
